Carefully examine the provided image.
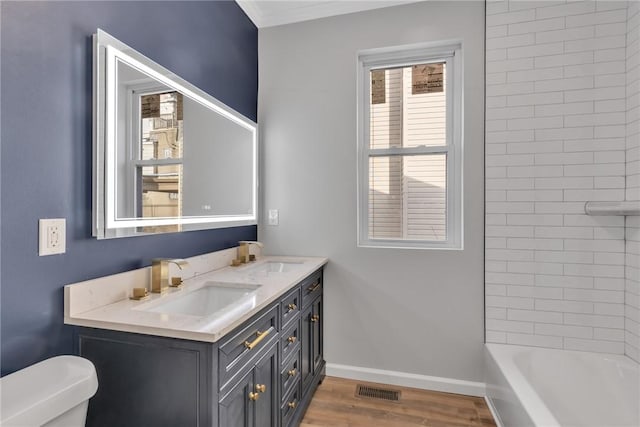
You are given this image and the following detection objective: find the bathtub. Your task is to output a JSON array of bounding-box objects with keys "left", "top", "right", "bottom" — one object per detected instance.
[{"left": 485, "top": 343, "right": 639, "bottom": 427}]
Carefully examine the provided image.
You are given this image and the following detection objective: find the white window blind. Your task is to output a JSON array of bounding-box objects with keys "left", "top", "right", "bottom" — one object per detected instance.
[{"left": 358, "top": 42, "right": 463, "bottom": 249}]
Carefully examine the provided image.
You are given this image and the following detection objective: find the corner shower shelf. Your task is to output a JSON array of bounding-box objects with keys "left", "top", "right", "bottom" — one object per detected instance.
[{"left": 584, "top": 201, "right": 640, "bottom": 216}]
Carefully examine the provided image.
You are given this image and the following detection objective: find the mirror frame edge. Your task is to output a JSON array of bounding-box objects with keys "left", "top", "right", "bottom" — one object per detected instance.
[{"left": 92, "top": 29, "right": 258, "bottom": 239}]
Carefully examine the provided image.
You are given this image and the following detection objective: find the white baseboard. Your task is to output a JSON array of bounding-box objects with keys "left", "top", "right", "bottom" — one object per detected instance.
[
  {"left": 484, "top": 396, "right": 505, "bottom": 427},
  {"left": 325, "top": 363, "right": 486, "bottom": 397}
]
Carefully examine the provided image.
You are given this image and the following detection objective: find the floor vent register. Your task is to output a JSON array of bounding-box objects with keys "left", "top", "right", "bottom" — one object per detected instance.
[{"left": 355, "top": 384, "right": 401, "bottom": 402}]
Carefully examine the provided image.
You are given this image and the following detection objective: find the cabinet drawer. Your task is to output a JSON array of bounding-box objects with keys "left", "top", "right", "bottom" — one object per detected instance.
[
  {"left": 219, "top": 305, "right": 278, "bottom": 390},
  {"left": 280, "top": 378, "right": 302, "bottom": 427},
  {"left": 280, "top": 287, "right": 301, "bottom": 328},
  {"left": 280, "top": 319, "right": 300, "bottom": 365},
  {"left": 301, "top": 270, "right": 322, "bottom": 308},
  {"left": 280, "top": 349, "right": 301, "bottom": 402}
]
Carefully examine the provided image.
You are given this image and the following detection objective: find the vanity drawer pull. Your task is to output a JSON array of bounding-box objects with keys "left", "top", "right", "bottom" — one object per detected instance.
[
  {"left": 256, "top": 384, "right": 266, "bottom": 393},
  {"left": 280, "top": 319, "right": 300, "bottom": 365},
  {"left": 281, "top": 382, "right": 301, "bottom": 426},
  {"left": 219, "top": 306, "right": 278, "bottom": 393},
  {"left": 244, "top": 329, "right": 271, "bottom": 350},
  {"left": 280, "top": 352, "right": 301, "bottom": 408},
  {"left": 249, "top": 392, "right": 260, "bottom": 401},
  {"left": 301, "top": 270, "right": 322, "bottom": 308},
  {"left": 311, "top": 314, "right": 320, "bottom": 323},
  {"left": 280, "top": 287, "right": 301, "bottom": 328}
]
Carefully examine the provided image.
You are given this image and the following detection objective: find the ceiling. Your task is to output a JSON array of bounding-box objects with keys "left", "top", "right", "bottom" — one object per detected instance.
[{"left": 236, "top": 0, "right": 422, "bottom": 28}]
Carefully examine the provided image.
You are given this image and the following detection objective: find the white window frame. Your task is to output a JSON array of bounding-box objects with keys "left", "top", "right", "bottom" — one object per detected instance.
[
  {"left": 357, "top": 41, "right": 463, "bottom": 250},
  {"left": 128, "top": 88, "right": 184, "bottom": 218}
]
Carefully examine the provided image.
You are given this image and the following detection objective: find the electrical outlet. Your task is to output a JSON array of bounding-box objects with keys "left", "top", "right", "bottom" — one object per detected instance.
[
  {"left": 39, "top": 218, "right": 66, "bottom": 256},
  {"left": 268, "top": 209, "right": 279, "bottom": 226}
]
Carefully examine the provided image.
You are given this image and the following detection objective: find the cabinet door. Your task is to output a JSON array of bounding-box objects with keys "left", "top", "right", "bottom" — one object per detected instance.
[
  {"left": 254, "top": 344, "right": 278, "bottom": 427},
  {"left": 79, "top": 330, "right": 207, "bottom": 427},
  {"left": 300, "top": 304, "right": 313, "bottom": 393},
  {"left": 311, "top": 297, "right": 323, "bottom": 375},
  {"left": 219, "top": 369, "right": 254, "bottom": 427}
]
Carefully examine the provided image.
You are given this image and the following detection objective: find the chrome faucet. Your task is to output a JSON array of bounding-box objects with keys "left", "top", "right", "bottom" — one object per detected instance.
[{"left": 151, "top": 258, "right": 189, "bottom": 293}]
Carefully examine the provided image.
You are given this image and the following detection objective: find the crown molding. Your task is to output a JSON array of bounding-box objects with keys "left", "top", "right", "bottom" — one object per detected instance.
[{"left": 237, "top": 0, "right": 422, "bottom": 28}]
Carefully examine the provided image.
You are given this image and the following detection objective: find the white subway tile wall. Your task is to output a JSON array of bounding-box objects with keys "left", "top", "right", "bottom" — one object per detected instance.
[
  {"left": 485, "top": 0, "right": 638, "bottom": 359},
  {"left": 625, "top": 0, "right": 640, "bottom": 363}
]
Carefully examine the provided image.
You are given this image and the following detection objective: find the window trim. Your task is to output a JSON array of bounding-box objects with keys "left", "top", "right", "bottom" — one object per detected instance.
[
  {"left": 357, "top": 41, "right": 464, "bottom": 250},
  {"left": 128, "top": 88, "right": 185, "bottom": 218}
]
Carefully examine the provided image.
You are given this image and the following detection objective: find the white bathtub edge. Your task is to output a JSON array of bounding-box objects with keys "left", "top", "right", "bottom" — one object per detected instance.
[
  {"left": 484, "top": 396, "right": 505, "bottom": 427},
  {"left": 484, "top": 343, "right": 640, "bottom": 427},
  {"left": 326, "top": 363, "right": 486, "bottom": 397},
  {"left": 485, "top": 343, "right": 556, "bottom": 427}
]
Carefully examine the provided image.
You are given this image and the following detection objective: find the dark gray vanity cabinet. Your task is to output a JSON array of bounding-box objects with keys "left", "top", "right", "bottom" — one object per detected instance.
[
  {"left": 219, "top": 342, "right": 278, "bottom": 427},
  {"left": 302, "top": 297, "right": 323, "bottom": 393},
  {"left": 76, "top": 267, "right": 324, "bottom": 427},
  {"left": 285, "top": 271, "right": 324, "bottom": 427},
  {"left": 78, "top": 328, "right": 213, "bottom": 427}
]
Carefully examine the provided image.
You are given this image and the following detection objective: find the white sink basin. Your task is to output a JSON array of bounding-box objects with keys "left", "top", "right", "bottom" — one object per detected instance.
[
  {"left": 246, "top": 261, "right": 304, "bottom": 274},
  {"left": 144, "top": 282, "right": 260, "bottom": 317}
]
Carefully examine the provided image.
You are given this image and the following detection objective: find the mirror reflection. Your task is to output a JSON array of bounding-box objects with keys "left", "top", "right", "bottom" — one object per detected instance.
[
  {"left": 94, "top": 30, "right": 257, "bottom": 239},
  {"left": 139, "top": 91, "right": 183, "bottom": 232}
]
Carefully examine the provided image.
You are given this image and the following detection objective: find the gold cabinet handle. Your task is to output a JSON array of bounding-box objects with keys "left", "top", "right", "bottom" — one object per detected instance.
[
  {"left": 307, "top": 283, "right": 320, "bottom": 292},
  {"left": 311, "top": 314, "right": 320, "bottom": 323},
  {"left": 288, "top": 400, "right": 297, "bottom": 409},
  {"left": 287, "top": 368, "right": 297, "bottom": 377},
  {"left": 287, "top": 303, "right": 297, "bottom": 311},
  {"left": 244, "top": 329, "right": 271, "bottom": 350},
  {"left": 287, "top": 335, "right": 297, "bottom": 343},
  {"left": 249, "top": 392, "right": 260, "bottom": 401},
  {"left": 256, "top": 384, "right": 266, "bottom": 393}
]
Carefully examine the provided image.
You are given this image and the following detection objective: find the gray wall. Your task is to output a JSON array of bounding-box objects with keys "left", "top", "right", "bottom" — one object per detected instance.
[{"left": 259, "top": 1, "right": 486, "bottom": 382}]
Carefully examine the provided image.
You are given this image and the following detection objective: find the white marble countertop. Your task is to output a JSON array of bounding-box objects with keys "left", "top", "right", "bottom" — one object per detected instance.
[{"left": 64, "top": 254, "right": 327, "bottom": 343}]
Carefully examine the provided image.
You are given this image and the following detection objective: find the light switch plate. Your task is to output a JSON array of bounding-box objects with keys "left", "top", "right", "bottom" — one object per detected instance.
[
  {"left": 39, "top": 218, "right": 66, "bottom": 256},
  {"left": 268, "top": 209, "right": 279, "bottom": 226}
]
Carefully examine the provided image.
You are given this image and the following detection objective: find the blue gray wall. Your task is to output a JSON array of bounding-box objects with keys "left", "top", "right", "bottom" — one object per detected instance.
[{"left": 0, "top": 1, "right": 257, "bottom": 375}]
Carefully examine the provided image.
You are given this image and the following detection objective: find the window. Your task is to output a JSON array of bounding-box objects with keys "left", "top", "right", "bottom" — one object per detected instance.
[
  {"left": 357, "top": 42, "right": 463, "bottom": 249},
  {"left": 129, "top": 90, "right": 185, "bottom": 233}
]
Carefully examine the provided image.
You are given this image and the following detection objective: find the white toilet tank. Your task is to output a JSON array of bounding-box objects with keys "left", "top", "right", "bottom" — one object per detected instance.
[{"left": 0, "top": 355, "right": 98, "bottom": 427}]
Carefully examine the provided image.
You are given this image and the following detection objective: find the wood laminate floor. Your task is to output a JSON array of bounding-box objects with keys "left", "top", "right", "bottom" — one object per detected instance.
[{"left": 300, "top": 377, "right": 497, "bottom": 427}]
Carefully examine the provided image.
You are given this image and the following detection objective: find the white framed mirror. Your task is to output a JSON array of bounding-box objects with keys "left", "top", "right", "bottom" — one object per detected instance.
[{"left": 93, "top": 29, "right": 257, "bottom": 239}]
